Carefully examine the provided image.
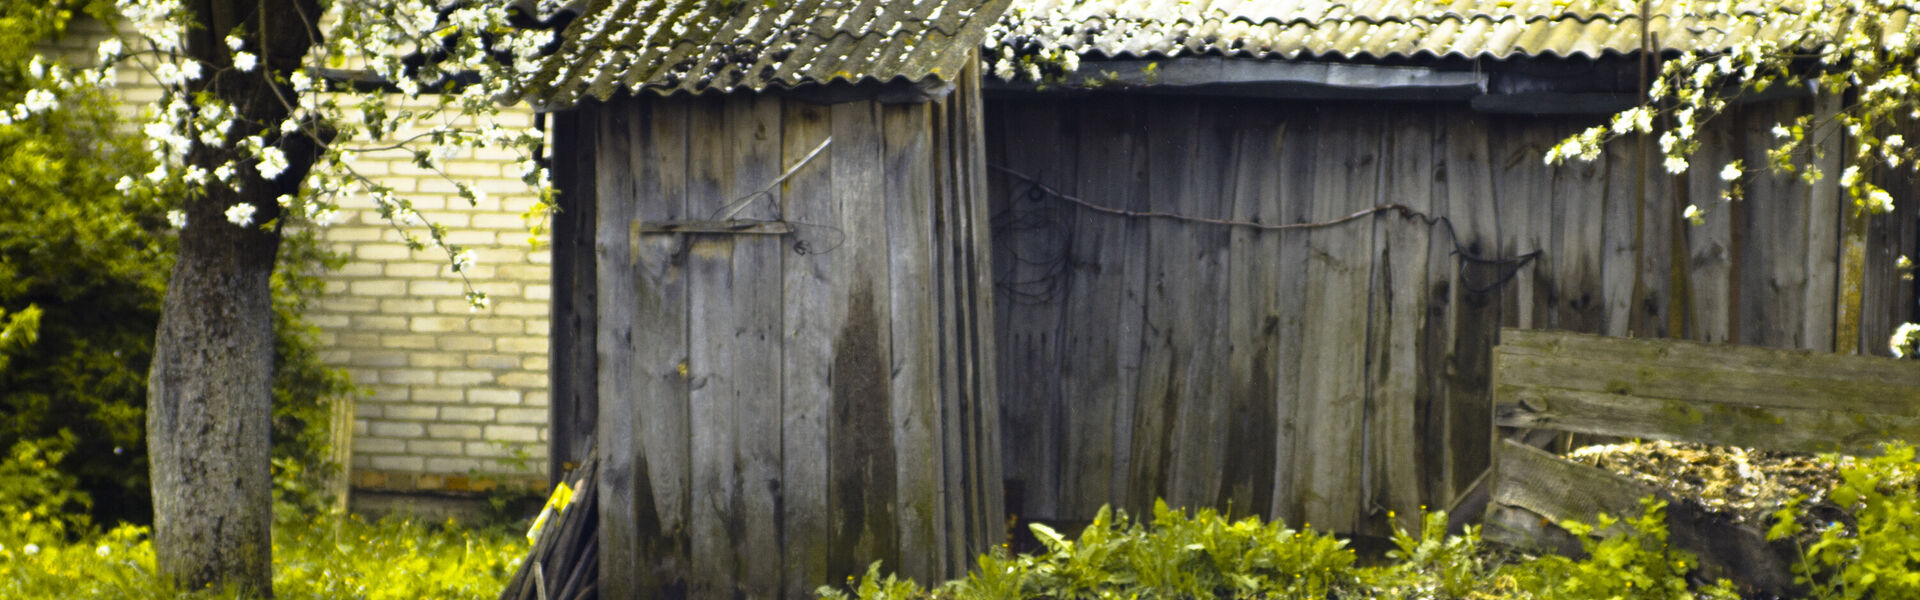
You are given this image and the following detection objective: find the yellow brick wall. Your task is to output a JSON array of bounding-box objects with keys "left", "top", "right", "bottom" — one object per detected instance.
[{"left": 64, "top": 19, "right": 552, "bottom": 493}]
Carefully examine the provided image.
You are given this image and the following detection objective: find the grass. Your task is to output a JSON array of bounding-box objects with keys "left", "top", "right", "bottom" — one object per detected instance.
[{"left": 0, "top": 513, "right": 527, "bottom": 599}]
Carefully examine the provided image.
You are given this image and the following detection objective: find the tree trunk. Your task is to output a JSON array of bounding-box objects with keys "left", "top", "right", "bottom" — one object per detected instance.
[
  {"left": 147, "top": 205, "right": 280, "bottom": 595},
  {"left": 146, "top": 0, "right": 321, "bottom": 594}
]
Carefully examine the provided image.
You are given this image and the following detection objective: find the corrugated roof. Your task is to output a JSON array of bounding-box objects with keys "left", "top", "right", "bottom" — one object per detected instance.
[
  {"left": 987, "top": 0, "right": 1916, "bottom": 62},
  {"left": 513, "top": 0, "right": 1014, "bottom": 104}
]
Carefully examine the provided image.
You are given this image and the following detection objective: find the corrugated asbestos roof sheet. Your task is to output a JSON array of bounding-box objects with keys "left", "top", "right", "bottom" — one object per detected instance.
[
  {"left": 989, "top": 0, "right": 1916, "bottom": 61},
  {"left": 513, "top": 0, "right": 1014, "bottom": 104}
]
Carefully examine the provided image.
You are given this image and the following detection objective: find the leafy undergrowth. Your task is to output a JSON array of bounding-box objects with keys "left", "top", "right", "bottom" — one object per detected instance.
[
  {"left": 822, "top": 442, "right": 1920, "bottom": 600},
  {"left": 0, "top": 513, "right": 526, "bottom": 599}
]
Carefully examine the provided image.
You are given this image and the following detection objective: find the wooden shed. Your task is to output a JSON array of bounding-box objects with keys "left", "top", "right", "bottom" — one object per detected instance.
[
  {"left": 980, "top": 0, "right": 1918, "bottom": 539},
  {"left": 517, "top": 1, "right": 1014, "bottom": 597}
]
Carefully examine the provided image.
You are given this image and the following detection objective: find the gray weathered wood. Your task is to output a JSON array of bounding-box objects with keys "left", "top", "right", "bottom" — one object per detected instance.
[
  {"left": 1127, "top": 98, "right": 1194, "bottom": 512},
  {"left": 685, "top": 100, "right": 740, "bottom": 600},
  {"left": 547, "top": 108, "right": 598, "bottom": 485},
  {"left": 1220, "top": 109, "right": 1283, "bottom": 518},
  {"left": 592, "top": 102, "right": 640, "bottom": 600},
  {"left": 1599, "top": 139, "right": 1638, "bottom": 336},
  {"left": 1364, "top": 109, "right": 1432, "bottom": 535},
  {"left": 1804, "top": 94, "right": 1843, "bottom": 352},
  {"left": 779, "top": 98, "right": 836, "bottom": 600},
  {"left": 993, "top": 99, "right": 1072, "bottom": 520},
  {"left": 1164, "top": 103, "right": 1234, "bottom": 512},
  {"left": 629, "top": 98, "right": 694, "bottom": 597},
  {"left": 726, "top": 94, "right": 786, "bottom": 600},
  {"left": 953, "top": 57, "right": 1007, "bottom": 565},
  {"left": 1441, "top": 111, "right": 1499, "bottom": 506},
  {"left": 883, "top": 102, "right": 942, "bottom": 581},
  {"left": 1684, "top": 116, "right": 1737, "bottom": 343}
]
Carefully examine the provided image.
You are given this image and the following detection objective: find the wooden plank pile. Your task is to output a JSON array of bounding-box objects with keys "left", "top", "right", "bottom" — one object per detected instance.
[
  {"left": 1485, "top": 328, "right": 1920, "bottom": 597},
  {"left": 500, "top": 451, "right": 599, "bottom": 600}
]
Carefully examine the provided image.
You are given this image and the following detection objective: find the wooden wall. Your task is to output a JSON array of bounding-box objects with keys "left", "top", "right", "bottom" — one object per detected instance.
[
  {"left": 984, "top": 94, "right": 1917, "bottom": 538},
  {"left": 550, "top": 65, "right": 1003, "bottom": 599}
]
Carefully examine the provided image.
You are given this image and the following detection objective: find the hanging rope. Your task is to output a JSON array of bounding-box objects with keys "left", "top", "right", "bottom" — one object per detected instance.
[{"left": 990, "top": 164, "right": 1541, "bottom": 296}]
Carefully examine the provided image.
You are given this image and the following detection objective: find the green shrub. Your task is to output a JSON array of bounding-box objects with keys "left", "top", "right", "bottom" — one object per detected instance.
[{"left": 1770, "top": 441, "right": 1920, "bottom": 599}]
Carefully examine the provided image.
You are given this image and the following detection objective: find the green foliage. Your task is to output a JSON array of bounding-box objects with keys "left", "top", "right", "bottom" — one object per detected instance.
[
  {"left": 0, "top": 304, "right": 39, "bottom": 372},
  {"left": 0, "top": 0, "right": 354, "bottom": 525},
  {"left": 0, "top": 434, "right": 91, "bottom": 546},
  {"left": 1769, "top": 441, "right": 1920, "bottom": 599},
  {"left": 1369, "top": 510, "right": 1496, "bottom": 599},
  {"left": 0, "top": 513, "right": 526, "bottom": 599},
  {"left": 1513, "top": 498, "right": 1739, "bottom": 600}
]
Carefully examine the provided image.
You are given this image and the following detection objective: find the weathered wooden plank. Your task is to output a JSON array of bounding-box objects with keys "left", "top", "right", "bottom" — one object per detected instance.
[
  {"left": 1684, "top": 116, "right": 1738, "bottom": 343},
  {"left": 685, "top": 100, "right": 740, "bottom": 600},
  {"left": 1363, "top": 110, "right": 1431, "bottom": 535},
  {"left": 779, "top": 98, "right": 835, "bottom": 600},
  {"left": 1058, "top": 97, "right": 1150, "bottom": 518},
  {"left": 591, "top": 100, "right": 637, "bottom": 599},
  {"left": 1217, "top": 107, "right": 1284, "bottom": 519},
  {"left": 1487, "top": 441, "right": 1652, "bottom": 548},
  {"left": 953, "top": 56, "right": 1006, "bottom": 566},
  {"left": 1554, "top": 138, "right": 1607, "bottom": 334},
  {"left": 1739, "top": 99, "right": 1811, "bottom": 349},
  {"left": 1262, "top": 104, "right": 1317, "bottom": 523},
  {"left": 930, "top": 94, "right": 970, "bottom": 576},
  {"left": 635, "top": 220, "right": 795, "bottom": 235},
  {"left": 1440, "top": 110, "right": 1499, "bottom": 508},
  {"left": 1489, "top": 118, "right": 1542, "bottom": 330},
  {"left": 1499, "top": 327, "right": 1920, "bottom": 391},
  {"left": 632, "top": 98, "right": 696, "bottom": 599},
  {"left": 1164, "top": 104, "right": 1235, "bottom": 512},
  {"left": 1599, "top": 138, "right": 1639, "bottom": 337},
  {"left": 826, "top": 99, "right": 899, "bottom": 579},
  {"left": 1861, "top": 151, "right": 1918, "bottom": 355},
  {"left": 1495, "top": 383, "right": 1920, "bottom": 455},
  {"left": 1805, "top": 94, "right": 1844, "bottom": 352},
  {"left": 726, "top": 94, "right": 786, "bottom": 600},
  {"left": 882, "top": 102, "right": 941, "bottom": 581},
  {"left": 1418, "top": 109, "right": 1460, "bottom": 511},
  {"left": 993, "top": 98, "right": 1072, "bottom": 520},
  {"left": 547, "top": 107, "right": 598, "bottom": 484},
  {"left": 1127, "top": 98, "right": 1193, "bottom": 512},
  {"left": 1297, "top": 106, "right": 1379, "bottom": 532},
  {"left": 1637, "top": 135, "right": 1677, "bottom": 339},
  {"left": 1494, "top": 351, "right": 1920, "bottom": 417}
]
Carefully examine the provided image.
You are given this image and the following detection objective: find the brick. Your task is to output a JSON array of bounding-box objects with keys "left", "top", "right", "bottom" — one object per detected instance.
[
  {"left": 529, "top": 249, "right": 553, "bottom": 264},
  {"left": 342, "top": 368, "right": 380, "bottom": 385},
  {"left": 409, "top": 352, "right": 464, "bottom": 368},
  {"left": 350, "top": 315, "right": 409, "bottom": 331},
  {"left": 371, "top": 455, "right": 424, "bottom": 471},
  {"left": 499, "top": 265, "right": 548, "bottom": 281},
  {"left": 438, "top": 335, "right": 493, "bottom": 351},
  {"left": 410, "top": 316, "right": 470, "bottom": 334},
  {"left": 351, "top": 350, "right": 407, "bottom": 367},
  {"left": 496, "top": 407, "right": 545, "bottom": 424},
  {"left": 354, "top": 244, "right": 413, "bottom": 261},
  {"left": 485, "top": 425, "right": 540, "bottom": 442},
  {"left": 322, "top": 281, "right": 348, "bottom": 294},
  {"left": 410, "top": 280, "right": 465, "bottom": 297},
  {"left": 496, "top": 301, "right": 546, "bottom": 316},
  {"left": 309, "top": 314, "right": 350, "bottom": 329},
  {"left": 352, "top": 419, "right": 371, "bottom": 436},
  {"left": 468, "top": 318, "right": 522, "bottom": 335},
  {"left": 427, "top": 423, "right": 484, "bottom": 440},
  {"left": 407, "top": 440, "right": 463, "bottom": 456},
  {"left": 525, "top": 284, "right": 552, "bottom": 301},
  {"left": 354, "top": 406, "right": 382, "bottom": 419},
  {"left": 521, "top": 355, "right": 549, "bottom": 371},
  {"left": 525, "top": 391, "right": 550, "bottom": 407},
  {"left": 524, "top": 320, "right": 551, "bottom": 336},
  {"left": 369, "top": 421, "right": 424, "bottom": 438},
  {"left": 468, "top": 354, "right": 519, "bottom": 370},
  {"left": 468, "top": 388, "right": 522, "bottom": 405},
  {"left": 383, "top": 262, "right": 442, "bottom": 278},
  {"left": 336, "top": 332, "right": 381, "bottom": 348},
  {"left": 413, "top": 387, "right": 465, "bottom": 403},
  {"left": 321, "top": 297, "right": 379, "bottom": 313},
  {"left": 437, "top": 370, "right": 494, "bottom": 386},
  {"left": 347, "top": 280, "right": 408, "bottom": 297},
  {"left": 378, "top": 298, "right": 437, "bottom": 314},
  {"left": 379, "top": 334, "right": 437, "bottom": 350},
  {"left": 426, "top": 457, "right": 482, "bottom": 473},
  {"left": 334, "top": 261, "right": 384, "bottom": 277},
  {"left": 380, "top": 369, "right": 436, "bottom": 385},
  {"left": 463, "top": 441, "right": 519, "bottom": 458},
  {"left": 498, "top": 336, "right": 546, "bottom": 354},
  {"left": 498, "top": 372, "right": 546, "bottom": 388},
  {"left": 439, "top": 406, "right": 496, "bottom": 422},
  {"left": 383, "top": 404, "right": 438, "bottom": 420},
  {"left": 367, "top": 386, "right": 408, "bottom": 402}
]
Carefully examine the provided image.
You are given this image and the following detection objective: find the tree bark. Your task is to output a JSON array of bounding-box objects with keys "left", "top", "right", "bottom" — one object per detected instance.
[{"left": 146, "top": 0, "right": 321, "bottom": 594}]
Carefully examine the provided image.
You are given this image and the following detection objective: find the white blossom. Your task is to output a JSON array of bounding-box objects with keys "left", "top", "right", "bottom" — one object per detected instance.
[
  {"left": 20, "top": 89, "right": 58, "bottom": 114},
  {"left": 1719, "top": 161, "right": 1742, "bottom": 181},
  {"left": 166, "top": 210, "right": 187, "bottom": 229},
  {"left": 257, "top": 146, "right": 288, "bottom": 180},
  {"left": 234, "top": 51, "right": 256, "bottom": 72},
  {"left": 97, "top": 39, "right": 122, "bottom": 63},
  {"left": 1663, "top": 156, "right": 1689, "bottom": 174},
  {"left": 96, "top": 545, "right": 111, "bottom": 558},
  {"left": 224, "top": 203, "right": 257, "bottom": 226},
  {"left": 1892, "top": 322, "right": 1920, "bottom": 358},
  {"left": 23, "top": 544, "right": 38, "bottom": 556}
]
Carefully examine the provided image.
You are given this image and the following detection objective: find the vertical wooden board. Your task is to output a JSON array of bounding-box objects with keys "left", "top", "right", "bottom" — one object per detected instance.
[
  {"left": 725, "top": 94, "right": 785, "bottom": 598},
  {"left": 1219, "top": 109, "right": 1284, "bottom": 518},
  {"left": 1058, "top": 96, "right": 1151, "bottom": 518},
  {"left": 1419, "top": 109, "right": 1460, "bottom": 510},
  {"left": 1599, "top": 139, "right": 1640, "bottom": 337},
  {"left": 548, "top": 108, "right": 598, "bottom": 483},
  {"left": 1270, "top": 105, "right": 1318, "bottom": 523},
  {"left": 587, "top": 104, "right": 640, "bottom": 600},
  {"left": 1554, "top": 145, "right": 1608, "bottom": 335},
  {"left": 1522, "top": 122, "right": 1568, "bottom": 333},
  {"left": 1296, "top": 106, "right": 1379, "bottom": 532},
  {"left": 779, "top": 99, "right": 835, "bottom": 600},
  {"left": 826, "top": 100, "right": 899, "bottom": 580},
  {"left": 1685, "top": 117, "right": 1738, "bottom": 343},
  {"left": 1639, "top": 141, "right": 1677, "bottom": 339},
  {"left": 1862, "top": 153, "right": 1918, "bottom": 355},
  {"left": 1441, "top": 110, "right": 1500, "bottom": 507},
  {"left": 929, "top": 96, "right": 971, "bottom": 574},
  {"left": 992, "top": 98, "right": 1073, "bottom": 520},
  {"left": 1806, "top": 94, "right": 1843, "bottom": 352},
  {"left": 1364, "top": 110, "right": 1433, "bottom": 535},
  {"left": 1489, "top": 118, "right": 1539, "bottom": 330},
  {"left": 954, "top": 59, "right": 1007, "bottom": 563},
  {"left": 882, "top": 102, "right": 941, "bottom": 581},
  {"left": 1740, "top": 99, "right": 1811, "bottom": 349},
  {"left": 1127, "top": 97, "right": 1193, "bottom": 512},
  {"left": 633, "top": 99, "right": 695, "bottom": 598},
  {"left": 1165, "top": 101, "right": 1235, "bottom": 512},
  {"left": 684, "top": 100, "right": 740, "bottom": 600}
]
